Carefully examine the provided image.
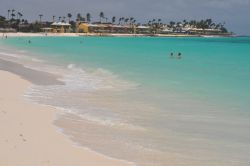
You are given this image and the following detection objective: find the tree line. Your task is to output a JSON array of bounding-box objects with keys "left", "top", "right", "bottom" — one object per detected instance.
[{"left": 0, "top": 10, "right": 228, "bottom": 33}]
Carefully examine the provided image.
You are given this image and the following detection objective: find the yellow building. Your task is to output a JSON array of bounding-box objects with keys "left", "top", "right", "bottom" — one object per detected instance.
[
  {"left": 77, "top": 23, "right": 107, "bottom": 33},
  {"left": 77, "top": 23, "right": 136, "bottom": 34},
  {"left": 77, "top": 23, "right": 90, "bottom": 33}
]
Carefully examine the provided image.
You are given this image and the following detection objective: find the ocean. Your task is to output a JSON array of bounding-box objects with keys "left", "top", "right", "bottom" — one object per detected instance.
[{"left": 1, "top": 36, "right": 250, "bottom": 166}]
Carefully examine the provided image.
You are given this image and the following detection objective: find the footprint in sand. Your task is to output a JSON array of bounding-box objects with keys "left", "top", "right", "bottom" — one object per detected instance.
[
  {"left": 19, "top": 133, "right": 27, "bottom": 142},
  {"left": 1, "top": 110, "right": 6, "bottom": 114},
  {"left": 42, "top": 160, "right": 50, "bottom": 166}
]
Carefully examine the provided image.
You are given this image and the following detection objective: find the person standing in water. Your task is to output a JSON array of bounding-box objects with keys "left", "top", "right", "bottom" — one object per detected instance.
[
  {"left": 177, "top": 52, "right": 182, "bottom": 59},
  {"left": 170, "top": 52, "right": 174, "bottom": 58}
]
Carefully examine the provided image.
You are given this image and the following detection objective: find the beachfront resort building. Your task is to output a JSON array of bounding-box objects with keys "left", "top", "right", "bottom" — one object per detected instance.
[
  {"left": 187, "top": 28, "right": 223, "bottom": 35},
  {"left": 39, "top": 21, "right": 225, "bottom": 36},
  {"left": 50, "top": 22, "right": 71, "bottom": 33},
  {"left": 77, "top": 22, "right": 151, "bottom": 34},
  {"left": 77, "top": 22, "right": 132, "bottom": 33}
]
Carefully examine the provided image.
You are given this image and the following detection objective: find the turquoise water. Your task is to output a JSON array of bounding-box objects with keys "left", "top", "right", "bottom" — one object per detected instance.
[
  {"left": 1, "top": 36, "right": 250, "bottom": 166},
  {"left": 3, "top": 37, "right": 250, "bottom": 103}
]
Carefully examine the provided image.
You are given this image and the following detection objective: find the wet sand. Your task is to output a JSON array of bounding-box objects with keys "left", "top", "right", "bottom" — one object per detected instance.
[
  {"left": 0, "top": 58, "right": 64, "bottom": 85},
  {"left": 0, "top": 69, "right": 134, "bottom": 166}
]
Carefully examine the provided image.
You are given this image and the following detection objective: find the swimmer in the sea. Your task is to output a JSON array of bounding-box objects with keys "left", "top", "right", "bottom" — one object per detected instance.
[
  {"left": 170, "top": 52, "right": 174, "bottom": 58},
  {"left": 177, "top": 52, "right": 182, "bottom": 59}
]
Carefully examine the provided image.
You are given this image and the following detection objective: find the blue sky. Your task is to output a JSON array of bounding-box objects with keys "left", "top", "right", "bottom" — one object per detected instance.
[{"left": 1, "top": 0, "right": 250, "bottom": 35}]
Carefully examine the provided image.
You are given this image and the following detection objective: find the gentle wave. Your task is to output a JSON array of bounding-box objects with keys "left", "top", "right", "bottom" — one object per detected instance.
[
  {"left": 0, "top": 50, "right": 44, "bottom": 63},
  {"left": 0, "top": 51, "right": 23, "bottom": 58},
  {"left": 56, "top": 106, "right": 145, "bottom": 131},
  {"left": 66, "top": 63, "right": 139, "bottom": 91},
  {"left": 23, "top": 62, "right": 144, "bottom": 131}
]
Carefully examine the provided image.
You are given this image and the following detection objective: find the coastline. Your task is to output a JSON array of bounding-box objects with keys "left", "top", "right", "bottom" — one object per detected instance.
[
  {"left": 0, "top": 32, "right": 233, "bottom": 38},
  {"left": 0, "top": 64, "right": 134, "bottom": 166},
  {"left": 1, "top": 36, "right": 249, "bottom": 166}
]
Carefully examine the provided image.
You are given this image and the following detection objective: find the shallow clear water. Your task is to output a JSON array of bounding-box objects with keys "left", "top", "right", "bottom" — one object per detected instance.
[{"left": 1, "top": 36, "right": 250, "bottom": 166}]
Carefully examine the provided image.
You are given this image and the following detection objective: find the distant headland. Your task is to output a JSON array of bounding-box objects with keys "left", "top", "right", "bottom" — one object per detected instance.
[{"left": 0, "top": 10, "right": 233, "bottom": 37}]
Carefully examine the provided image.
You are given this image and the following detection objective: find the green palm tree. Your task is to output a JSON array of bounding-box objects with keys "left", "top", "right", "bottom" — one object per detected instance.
[
  {"left": 129, "top": 17, "right": 134, "bottom": 24},
  {"left": 62, "top": 16, "right": 66, "bottom": 22},
  {"left": 210, "top": 23, "right": 216, "bottom": 28},
  {"left": 118, "top": 17, "right": 122, "bottom": 24},
  {"left": 121, "top": 17, "right": 125, "bottom": 25},
  {"left": 206, "top": 18, "right": 212, "bottom": 28},
  {"left": 112, "top": 16, "right": 116, "bottom": 24},
  {"left": 81, "top": 17, "right": 86, "bottom": 22},
  {"left": 11, "top": 13, "right": 15, "bottom": 20},
  {"left": 17, "top": 12, "right": 23, "bottom": 20},
  {"left": 67, "top": 13, "right": 72, "bottom": 22},
  {"left": 99, "top": 12, "right": 104, "bottom": 23},
  {"left": 86, "top": 13, "right": 91, "bottom": 22},
  {"left": 76, "top": 13, "right": 81, "bottom": 22},
  {"left": 169, "top": 21, "right": 175, "bottom": 28},
  {"left": 39, "top": 14, "right": 43, "bottom": 23},
  {"left": 124, "top": 18, "right": 129, "bottom": 24},
  {"left": 52, "top": 15, "right": 56, "bottom": 22},
  {"left": 7, "top": 9, "right": 10, "bottom": 20},
  {"left": 11, "top": 9, "right": 15, "bottom": 20},
  {"left": 59, "top": 16, "right": 61, "bottom": 22}
]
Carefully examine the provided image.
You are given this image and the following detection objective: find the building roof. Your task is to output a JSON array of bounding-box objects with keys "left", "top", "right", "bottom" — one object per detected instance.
[
  {"left": 41, "top": 27, "right": 53, "bottom": 30},
  {"left": 162, "top": 28, "right": 172, "bottom": 32},
  {"left": 189, "top": 28, "right": 221, "bottom": 32},
  {"left": 137, "top": 25, "right": 150, "bottom": 29},
  {"left": 51, "top": 22, "right": 71, "bottom": 26}
]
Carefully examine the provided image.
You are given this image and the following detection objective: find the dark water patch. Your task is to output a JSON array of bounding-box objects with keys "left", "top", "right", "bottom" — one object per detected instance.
[{"left": 0, "top": 58, "right": 64, "bottom": 85}]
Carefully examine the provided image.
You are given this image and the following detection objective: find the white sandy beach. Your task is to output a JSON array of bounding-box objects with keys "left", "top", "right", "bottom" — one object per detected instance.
[
  {"left": 0, "top": 32, "right": 147, "bottom": 37},
  {"left": 0, "top": 70, "right": 133, "bottom": 166},
  {"left": 1, "top": 32, "right": 80, "bottom": 37},
  {"left": 0, "top": 32, "right": 201, "bottom": 38}
]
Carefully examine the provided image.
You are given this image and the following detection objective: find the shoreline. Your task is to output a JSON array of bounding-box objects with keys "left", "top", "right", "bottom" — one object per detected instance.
[
  {"left": 1, "top": 36, "right": 249, "bottom": 166},
  {"left": 0, "top": 59, "right": 134, "bottom": 166},
  {"left": 1, "top": 32, "right": 234, "bottom": 38}
]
